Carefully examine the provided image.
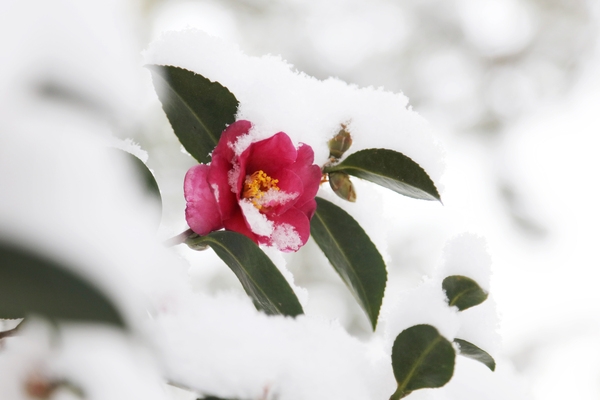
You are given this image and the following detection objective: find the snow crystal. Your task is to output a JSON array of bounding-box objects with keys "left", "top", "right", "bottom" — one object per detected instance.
[
  {"left": 239, "top": 199, "right": 274, "bottom": 236},
  {"left": 257, "top": 188, "right": 298, "bottom": 208},
  {"left": 227, "top": 162, "right": 240, "bottom": 193},
  {"left": 230, "top": 131, "right": 254, "bottom": 156},
  {"left": 272, "top": 223, "right": 302, "bottom": 252}
]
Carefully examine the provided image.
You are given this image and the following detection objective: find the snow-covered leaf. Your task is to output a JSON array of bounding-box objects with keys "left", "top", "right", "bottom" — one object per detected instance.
[
  {"left": 324, "top": 148, "right": 440, "bottom": 201},
  {"left": 390, "top": 325, "right": 455, "bottom": 400},
  {"left": 309, "top": 197, "right": 386, "bottom": 330},
  {"left": 442, "top": 275, "right": 488, "bottom": 311},
  {"left": 147, "top": 65, "right": 239, "bottom": 164},
  {"left": 187, "top": 231, "right": 304, "bottom": 317},
  {"left": 0, "top": 241, "right": 126, "bottom": 328},
  {"left": 454, "top": 338, "right": 496, "bottom": 371},
  {"left": 110, "top": 149, "right": 162, "bottom": 226}
]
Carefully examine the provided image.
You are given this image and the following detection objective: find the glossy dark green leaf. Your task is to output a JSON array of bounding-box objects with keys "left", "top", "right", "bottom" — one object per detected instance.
[
  {"left": 324, "top": 148, "right": 440, "bottom": 202},
  {"left": 147, "top": 65, "right": 239, "bottom": 164},
  {"left": 390, "top": 325, "right": 455, "bottom": 400},
  {"left": 454, "top": 338, "right": 496, "bottom": 371},
  {"left": 310, "top": 197, "right": 386, "bottom": 330},
  {"left": 186, "top": 231, "right": 303, "bottom": 317},
  {"left": 0, "top": 241, "right": 126, "bottom": 328},
  {"left": 442, "top": 275, "right": 488, "bottom": 311}
]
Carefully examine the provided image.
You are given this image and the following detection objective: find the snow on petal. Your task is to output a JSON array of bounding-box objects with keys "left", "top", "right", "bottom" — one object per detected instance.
[{"left": 239, "top": 199, "right": 274, "bottom": 237}]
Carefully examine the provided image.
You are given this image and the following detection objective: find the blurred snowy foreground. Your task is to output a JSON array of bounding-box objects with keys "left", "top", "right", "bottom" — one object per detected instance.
[{"left": 0, "top": 2, "right": 539, "bottom": 400}]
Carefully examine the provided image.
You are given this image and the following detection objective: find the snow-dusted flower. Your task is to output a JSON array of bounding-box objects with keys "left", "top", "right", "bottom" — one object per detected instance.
[{"left": 184, "top": 120, "right": 322, "bottom": 252}]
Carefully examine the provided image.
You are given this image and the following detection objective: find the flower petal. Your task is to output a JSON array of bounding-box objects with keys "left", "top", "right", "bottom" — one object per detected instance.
[
  {"left": 288, "top": 144, "right": 322, "bottom": 214},
  {"left": 266, "top": 168, "right": 303, "bottom": 215},
  {"left": 223, "top": 208, "right": 259, "bottom": 243},
  {"left": 184, "top": 164, "right": 223, "bottom": 235},
  {"left": 244, "top": 132, "right": 297, "bottom": 176},
  {"left": 267, "top": 207, "right": 311, "bottom": 252},
  {"left": 208, "top": 153, "right": 239, "bottom": 220},
  {"left": 296, "top": 197, "right": 317, "bottom": 220},
  {"left": 212, "top": 120, "right": 252, "bottom": 161}
]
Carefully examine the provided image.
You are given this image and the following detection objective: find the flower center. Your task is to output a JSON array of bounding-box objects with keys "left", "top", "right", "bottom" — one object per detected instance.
[{"left": 242, "top": 170, "right": 280, "bottom": 209}]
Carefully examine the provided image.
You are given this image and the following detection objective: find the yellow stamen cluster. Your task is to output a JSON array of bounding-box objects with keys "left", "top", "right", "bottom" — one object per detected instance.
[{"left": 242, "top": 170, "right": 280, "bottom": 209}]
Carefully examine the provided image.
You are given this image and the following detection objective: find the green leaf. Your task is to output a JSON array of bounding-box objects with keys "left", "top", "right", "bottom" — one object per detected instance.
[
  {"left": 442, "top": 275, "right": 488, "bottom": 311},
  {"left": 324, "top": 148, "right": 440, "bottom": 202},
  {"left": 309, "top": 197, "right": 386, "bottom": 330},
  {"left": 390, "top": 325, "right": 455, "bottom": 400},
  {"left": 187, "top": 231, "right": 303, "bottom": 317},
  {"left": 0, "top": 241, "right": 126, "bottom": 328},
  {"left": 454, "top": 338, "right": 496, "bottom": 371},
  {"left": 147, "top": 65, "right": 239, "bottom": 164}
]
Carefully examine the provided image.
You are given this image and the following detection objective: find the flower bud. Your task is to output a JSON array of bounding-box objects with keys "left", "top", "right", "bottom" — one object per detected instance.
[
  {"left": 328, "top": 171, "right": 356, "bottom": 202},
  {"left": 328, "top": 125, "right": 352, "bottom": 159}
]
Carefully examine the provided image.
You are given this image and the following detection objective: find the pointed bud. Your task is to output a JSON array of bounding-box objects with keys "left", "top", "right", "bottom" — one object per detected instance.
[
  {"left": 328, "top": 125, "right": 353, "bottom": 159},
  {"left": 329, "top": 172, "right": 357, "bottom": 202}
]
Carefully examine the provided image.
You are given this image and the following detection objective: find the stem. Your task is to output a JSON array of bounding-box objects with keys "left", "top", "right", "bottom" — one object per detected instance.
[
  {"left": 163, "top": 229, "right": 194, "bottom": 247},
  {"left": 389, "top": 386, "right": 409, "bottom": 400}
]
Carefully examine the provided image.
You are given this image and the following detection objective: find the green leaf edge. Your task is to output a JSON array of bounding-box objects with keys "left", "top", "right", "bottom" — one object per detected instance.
[
  {"left": 310, "top": 197, "right": 387, "bottom": 330},
  {"left": 454, "top": 338, "right": 496, "bottom": 371},
  {"left": 324, "top": 148, "right": 441, "bottom": 202},
  {"left": 188, "top": 231, "right": 304, "bottom": 317},
  {"left": 442, "top": 275, "right": 489, "bottom": 311},
  {"left": 390, "top": 324, "right": 456, "bottom": 400},
  {"left": 146, "top": 64, "right": 239, "bottom": 164},
  {"left": 0, "top": 241, "right": 127, "bottom": 329}
]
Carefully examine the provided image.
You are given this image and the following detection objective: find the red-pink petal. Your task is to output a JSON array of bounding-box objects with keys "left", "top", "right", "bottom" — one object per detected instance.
[
  {"left": 244, "top": 132, "right": 297, "bottom": 176},
  {"left": 287, "top": 144, "right": 322, "bottom": 213},
  {"left": 266, "top": 207, "right": 311, "bottom": 252},
  {"left": 223, "top": 208, "right": 259, "bottom": 244},
  {"left": 207, "top": 153, "right": 238, "bottom": 220},
  {"left": 212, "top": 120, "right": 252, "bottom": 162},
  {"left": 266, "top": 168, "right": 303, "bottom": 216},
  {"left": 296, "top": 198, "right": 317, "bottom": 220},
  {"left": 184, "top": 164, "right": 224, "bottom": 235}
]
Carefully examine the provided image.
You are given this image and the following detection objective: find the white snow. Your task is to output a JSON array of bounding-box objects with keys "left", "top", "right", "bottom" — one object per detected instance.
[
  {"left": 0, "top": 0, "right": 527, "bottom": 398},
  {"left": 231, "top": 131, "right": 254, "bottom": 156},
  {"left": 272, "top": 223, "right": 303, "bottom": 252},
  {"left": 255, "top": 188, "right": 298, "bottom": 208},
  {"left": 239, "top": 199, "right": 274, "bottom": 236},
  {"left": 143, "top": 29, "right": 446, "bottom": 194},
  {"left": 227, "top": 162, "right": 241, "bottom": 193},
  {"left": 439, "top": 233, "right": 492, "bottom": 292}
]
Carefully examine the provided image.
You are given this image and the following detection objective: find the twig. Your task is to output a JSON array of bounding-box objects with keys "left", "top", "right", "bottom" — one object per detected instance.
[{"left": 163, "top": 229, "right": 194, "bottom": 247}]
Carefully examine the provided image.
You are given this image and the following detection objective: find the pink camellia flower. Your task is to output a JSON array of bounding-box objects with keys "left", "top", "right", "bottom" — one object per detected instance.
[{"left": 184, "top": 120, "right": 322, "bottom": 252}]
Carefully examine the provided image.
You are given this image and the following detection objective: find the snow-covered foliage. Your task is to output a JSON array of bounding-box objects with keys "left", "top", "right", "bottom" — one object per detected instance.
[{"left": 5, "top": 0, "right": 599, "bottom": 400}]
